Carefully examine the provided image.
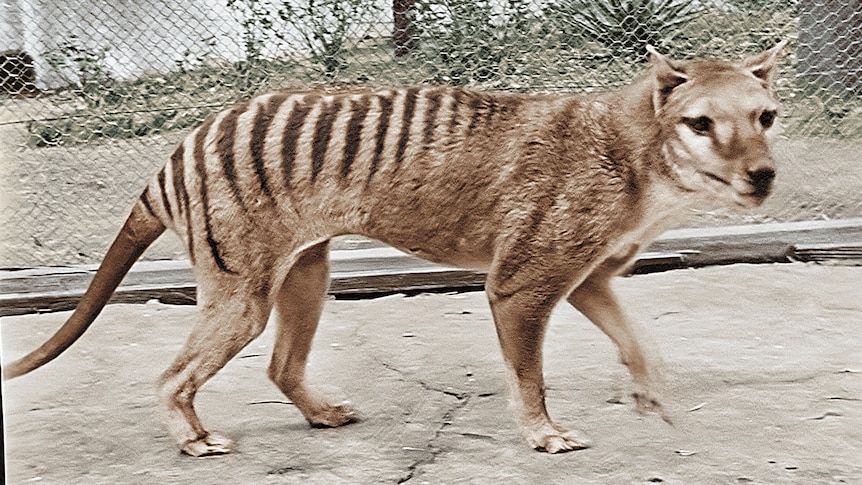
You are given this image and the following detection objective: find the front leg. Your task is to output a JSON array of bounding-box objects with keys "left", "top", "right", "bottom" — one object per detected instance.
[
  {"left": 566, "top": 252, "right": 672, "bottom": 423},
  {"left": 485, "top": 272, "right": 590, "bottom": 453}
]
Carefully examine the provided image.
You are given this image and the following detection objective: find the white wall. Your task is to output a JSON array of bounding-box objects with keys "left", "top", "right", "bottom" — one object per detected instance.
[
  {"left": 1, "top": 0, "right": 392, "bottom": 90},
  {"left": 1, "top": 0, "right": 250, "bottom": 89}
]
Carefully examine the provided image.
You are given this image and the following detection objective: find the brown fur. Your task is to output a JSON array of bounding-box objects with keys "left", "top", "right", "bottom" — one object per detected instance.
[{"left": 4, "top": 43, "right": 786, "bottom": 455}]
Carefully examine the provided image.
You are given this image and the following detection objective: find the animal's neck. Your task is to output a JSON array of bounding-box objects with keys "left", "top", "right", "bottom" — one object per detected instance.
[
  {"left": 606, "top": 78, "right": 699, "bottom": 196},
  {"left": 594, "top": 78, "right": 703, "bottom": 230},
  {"left": 608, "top": 78, "right": 662, "bottom": 157}
]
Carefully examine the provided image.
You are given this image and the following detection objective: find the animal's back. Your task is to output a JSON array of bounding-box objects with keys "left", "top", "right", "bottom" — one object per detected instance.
[{"left": 140, "top": 86, "right": 582, "bottom": 272}]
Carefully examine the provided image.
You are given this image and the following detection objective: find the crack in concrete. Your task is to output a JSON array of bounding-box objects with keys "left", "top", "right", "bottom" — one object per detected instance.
[
  {"left": 377, "top": 360, "right": 474, "bottom": 484},
  {"left": 398, "top": 391, "right": 472, "bottom": 484}
]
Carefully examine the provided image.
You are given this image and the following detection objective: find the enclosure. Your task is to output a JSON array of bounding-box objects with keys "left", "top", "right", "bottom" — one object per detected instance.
[{"left": 1, "top": 0, "right": 861, "bottom": 268}]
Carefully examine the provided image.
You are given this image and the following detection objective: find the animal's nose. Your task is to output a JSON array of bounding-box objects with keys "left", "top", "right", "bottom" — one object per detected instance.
[{"left": 748, "top": 168, "right": 775, "bottom": 197}]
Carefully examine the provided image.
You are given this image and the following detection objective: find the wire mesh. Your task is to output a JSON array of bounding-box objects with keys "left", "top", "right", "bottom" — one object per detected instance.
[{"left": 1, "top": 0, "right": 860, "bottom": 267}]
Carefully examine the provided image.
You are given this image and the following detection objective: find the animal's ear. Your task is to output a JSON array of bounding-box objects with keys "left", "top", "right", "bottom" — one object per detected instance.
[
  {"left": 743, "top": 40, "right": 788, "bottom": 83},
  {"left": 646, "top": 45, "right": 688, "bottom": 113}
]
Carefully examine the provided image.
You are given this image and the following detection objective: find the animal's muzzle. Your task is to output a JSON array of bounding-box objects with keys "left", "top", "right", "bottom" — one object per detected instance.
[{"left": 748, "top": 168, "right": 775, "bottom": 199}]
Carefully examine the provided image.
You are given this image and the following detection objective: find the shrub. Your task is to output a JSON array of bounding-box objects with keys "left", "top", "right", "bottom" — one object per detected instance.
[
  {"left": 413, "top": 0, "right": 541, "bottom": 85},
  {"left": 228, "top": 0, "right": 381, "bottom": 79}
]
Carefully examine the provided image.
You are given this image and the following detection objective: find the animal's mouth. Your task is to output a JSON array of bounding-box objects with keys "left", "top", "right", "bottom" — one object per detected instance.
[
  {"left": 735, "top": 190, "right": 769, "bottom": 208},
  {"left": 698, "top": 170, "right": 771, "bottom": 208},
  {"left": 699, "top": 170, "right": 731, "bottom": 187}
]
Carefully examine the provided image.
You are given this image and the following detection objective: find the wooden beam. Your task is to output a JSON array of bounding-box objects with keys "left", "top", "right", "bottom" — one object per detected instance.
[
  {"left": 2, "top": 219, "right": 861, "bottom": 316},
  {"left": 789, "top": 242, "right": 862, "bottom": 263}
]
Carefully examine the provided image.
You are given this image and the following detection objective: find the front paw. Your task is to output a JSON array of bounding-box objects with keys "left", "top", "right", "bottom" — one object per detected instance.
[
  {"left": 633, "top": 391, "right": 674, "bottom": 425},
  {"left": 306, "top": 400, "right": 360, "bottom": 428},
  {"left": 526, "top": 425, "right": 592, "bottom": 454},
  {"left": 181, "top": 431, "right": 234, "bottom": 457}
]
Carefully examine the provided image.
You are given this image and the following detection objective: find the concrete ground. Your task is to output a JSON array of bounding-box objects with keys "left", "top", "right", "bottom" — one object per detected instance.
[{"left": 2, "top": 262, "right": 861, "bottom": 484}]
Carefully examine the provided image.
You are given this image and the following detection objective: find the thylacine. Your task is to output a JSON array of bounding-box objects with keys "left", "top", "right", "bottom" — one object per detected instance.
[{"left": 4, "top": 42, "right": 786, "bottom": 456}]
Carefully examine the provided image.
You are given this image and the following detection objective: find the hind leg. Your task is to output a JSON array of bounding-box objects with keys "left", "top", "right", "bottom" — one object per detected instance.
[
  {"left": 158, "top": 276, "right": 272, "bottom": 456},
  {"left": 268, "top": 241, "right": 358, "bottom": 427}
]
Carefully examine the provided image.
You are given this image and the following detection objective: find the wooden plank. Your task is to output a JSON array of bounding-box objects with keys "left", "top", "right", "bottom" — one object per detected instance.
[
  {"left": 0, "top": 252, "right": 685, "bottom": 316},
  {"left": 789, "top": 242, "right": 862, "bottom": 263},
  {"left": 649, "top": 218, "right": 862, "bottom": 267},
  {"left": 2, "top": 219, "right": 861, "bottom": 316}
]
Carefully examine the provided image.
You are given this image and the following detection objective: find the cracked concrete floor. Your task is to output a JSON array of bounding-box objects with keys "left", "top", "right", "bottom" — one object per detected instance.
[{"left": 3, "top": 262, "right": 861, "bottom": 484}]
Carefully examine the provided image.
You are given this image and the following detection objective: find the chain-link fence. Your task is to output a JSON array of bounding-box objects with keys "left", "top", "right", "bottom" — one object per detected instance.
[{"left": 1, "top": 0, "right": 860, "bottom": 268}]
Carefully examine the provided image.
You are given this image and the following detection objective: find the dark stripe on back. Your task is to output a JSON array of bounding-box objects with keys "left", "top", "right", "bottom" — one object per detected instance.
[
  {"left": 392, "top": 87, "right": 420, "bottom": 172},
  {"left": 171, "top": 143, "right": 195, "bottom": 263},
  {"left": 170, "top": 144, "right": 187, "bottom": 217},
  {"left": 466, "top": 93, "right": 484, "bottom": 136},
  {"left": 194, "top": 118, "right": 235, "bottom": 274},
  {"left": 139, "top": 186, "right": 156, "bottom": 217},
  {"left": 250, "top": 95, "right": 286, "bottom": 201},
  {"left": 216, "top": 104, "right": 250, "bottom": 211},
  {"left": 368, "top": 92, "right": 394, "bottom": 183},
  {"left": 281, "top": 97, "right": 315, "bottom": 188},
  {"left": 423, "top": 90, "right": 443, "bottom": 147},
  {"left": 310, "top": 97, "right": 342, "bottom": 183},
  {"left": 156, "top": 167, "right": 173, "bottom": 221},
  {"left": 484, "top": 97, "right": 497, "bottom": 125},
  {"left": 340, "top": 96, "right": 371, "bottom": 180},
  {"left": 448, "top": 90, "right": 462, "bottom": 137}
]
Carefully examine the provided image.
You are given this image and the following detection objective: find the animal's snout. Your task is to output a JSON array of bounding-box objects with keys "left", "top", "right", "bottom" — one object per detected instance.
[{"left": 748, "top": 167, "right": 775, "bottom": 198}]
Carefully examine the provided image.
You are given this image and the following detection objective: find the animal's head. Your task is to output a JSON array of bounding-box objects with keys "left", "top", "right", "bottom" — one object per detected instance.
[{"left": 648, "top": 41, "right": 787, "bottom": 208}]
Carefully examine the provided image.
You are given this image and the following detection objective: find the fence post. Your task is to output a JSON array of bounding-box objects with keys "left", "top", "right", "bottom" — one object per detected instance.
[{"left": 797, "top": 1, "right": 862, "bottom": 91}]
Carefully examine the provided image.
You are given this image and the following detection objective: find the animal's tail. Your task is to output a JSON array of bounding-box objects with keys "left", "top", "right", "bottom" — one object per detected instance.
[{"left": 3, "top": 202, "right": 165, "bottom": 380}]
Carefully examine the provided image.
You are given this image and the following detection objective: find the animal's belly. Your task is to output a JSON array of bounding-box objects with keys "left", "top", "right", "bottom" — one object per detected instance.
[{"left": 373, "top": 230, "right": 495, "bottom": 272}]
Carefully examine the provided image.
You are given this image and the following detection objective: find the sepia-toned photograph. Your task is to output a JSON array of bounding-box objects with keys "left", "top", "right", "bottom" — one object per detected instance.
[{"left": 2, "top": 1, "right": 860, "bottom": 483}]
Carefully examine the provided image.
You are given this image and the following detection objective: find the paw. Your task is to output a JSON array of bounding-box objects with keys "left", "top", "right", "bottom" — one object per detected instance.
[
  {"left": 181, "top": 431, "right": 234, "bottom": 457},
  {"left": 306, "top": 400, "right": 360, "bottom": 428},
  {"left": 526, "top": 426, "right": 592, "bottom": 454},
  {"left": 633, "top": 391, "right": 674, "bottom": 425}
]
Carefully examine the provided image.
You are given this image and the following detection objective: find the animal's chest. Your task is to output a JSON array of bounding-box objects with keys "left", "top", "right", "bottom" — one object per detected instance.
[{"left": 607, "top": 179, "right": 698, "bottom": 262}]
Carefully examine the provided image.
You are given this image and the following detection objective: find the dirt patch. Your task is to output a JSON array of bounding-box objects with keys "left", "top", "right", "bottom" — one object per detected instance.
[{"left": 3, "top": 262, "right": 860, "bottom": 483}]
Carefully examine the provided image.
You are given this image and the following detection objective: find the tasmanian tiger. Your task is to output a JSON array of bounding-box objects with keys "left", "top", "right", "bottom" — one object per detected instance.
[{"left": 4, "top": 43, "right": 786, "bottom": 456}]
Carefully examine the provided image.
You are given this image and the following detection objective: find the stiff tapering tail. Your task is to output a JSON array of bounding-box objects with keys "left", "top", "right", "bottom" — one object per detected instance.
[{"left": 3, "top": 204, "right": 165, "bottom": 380}]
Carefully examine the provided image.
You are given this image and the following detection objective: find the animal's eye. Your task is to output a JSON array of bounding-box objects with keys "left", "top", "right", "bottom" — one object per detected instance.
[
  {"left": 759, "top": 110, "right": 777, "bottom": 129},
  {"left": 683, "top": 116, "right": 713, "bottom": 135}
]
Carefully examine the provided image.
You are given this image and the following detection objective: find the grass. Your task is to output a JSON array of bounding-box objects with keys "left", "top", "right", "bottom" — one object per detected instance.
[{"left": 16, "top": 2, "right": 862, "bottom": 147}]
